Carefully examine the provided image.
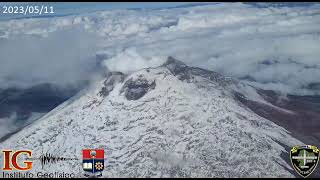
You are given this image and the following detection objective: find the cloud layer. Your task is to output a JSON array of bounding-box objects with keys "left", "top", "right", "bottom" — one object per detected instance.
[
  {"left": 0, "top": 3, "right": 320, "bottom": 95},
  {"left": 0, "top": 25, "right": 100, "bottom": 89}
]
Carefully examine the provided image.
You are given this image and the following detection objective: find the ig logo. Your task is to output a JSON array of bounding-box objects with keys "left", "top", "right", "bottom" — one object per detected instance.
[{"left": 2, "top": 150, "right": 33, "bottom": 171}]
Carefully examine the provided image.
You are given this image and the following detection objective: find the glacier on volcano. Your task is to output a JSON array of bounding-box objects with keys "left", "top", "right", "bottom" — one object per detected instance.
[{"left": 0, "top": 57, "right": 302, "bottom": 178}]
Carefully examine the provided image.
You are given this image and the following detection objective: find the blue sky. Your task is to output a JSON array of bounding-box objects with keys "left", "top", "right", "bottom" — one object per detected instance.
[{"left": 0, "top": 2, "right": 211, "bottom": 21}]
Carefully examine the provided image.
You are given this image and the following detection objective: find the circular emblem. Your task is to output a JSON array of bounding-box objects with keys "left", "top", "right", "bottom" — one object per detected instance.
[
  {"left": 95, "top": 162, "right": 104, "bottom": 170},
  {"left": 90, "top": 150, "right": 96, "bottom": 157}
]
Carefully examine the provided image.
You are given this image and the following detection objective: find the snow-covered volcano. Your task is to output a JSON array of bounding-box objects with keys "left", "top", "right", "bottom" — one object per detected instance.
[{"left": 0, "top": 57, "right": 303, "bottom": 177}]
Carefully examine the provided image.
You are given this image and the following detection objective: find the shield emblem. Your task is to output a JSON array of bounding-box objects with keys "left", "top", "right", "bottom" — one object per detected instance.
[
  {"left": 290, "top": 145, "right": 319, "bottom": 178},
  {"left": 82, "top": 149, "right": 104, "bottom": 175}
]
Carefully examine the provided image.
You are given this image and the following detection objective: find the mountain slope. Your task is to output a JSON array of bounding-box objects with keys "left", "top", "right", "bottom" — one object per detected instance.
[
  {"left": 0, "top": 57, "right": 302, "bottom": 177},
  {"left": 0, "top": 83, "right": 81, "bottom": 140}
]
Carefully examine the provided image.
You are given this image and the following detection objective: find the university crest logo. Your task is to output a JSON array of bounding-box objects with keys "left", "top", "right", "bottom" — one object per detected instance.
[{"left": 82, "top": 149, "right": 104, "bottom": 177}]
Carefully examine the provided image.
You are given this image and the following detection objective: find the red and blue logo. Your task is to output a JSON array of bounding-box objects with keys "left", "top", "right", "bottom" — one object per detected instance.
[{"left": 82, "top": 149, "right": 104, "bottom": 176}]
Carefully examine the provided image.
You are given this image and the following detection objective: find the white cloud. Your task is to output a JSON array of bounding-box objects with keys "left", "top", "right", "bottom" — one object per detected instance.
[
  {"left": 0, "top": 3, "right": 319, "bottom": 95},
  {"left": 102, "top": 48, "right": 165, "bottom": 73},
  {"left": 0, "top": 25, "right": 100, "bottom": 89},
  {"left": 0, "top": 112, "right": 45, "bottom": 139},
  {"left": 0, "top": 113, "right": 18, "bottom": 139}
]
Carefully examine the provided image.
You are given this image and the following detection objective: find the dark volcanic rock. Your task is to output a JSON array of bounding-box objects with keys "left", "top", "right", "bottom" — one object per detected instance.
[
  {"left": 163, "top": 56, "right": 191, "bottom": 81},
  {"left": 235, "top": 88, "right": 320, "bottom": 177},
  {"left": 121, "top": 77, "right": 156, "bottom": 100},
  {"left": 235, "top": 89, "right": 320, "bottom": 146},
  {"left": 162, "top": 56, "right": 233, "bottom": 86},
  {"left": 99, "top": 72, "right": 125, "bottom": 97}
]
